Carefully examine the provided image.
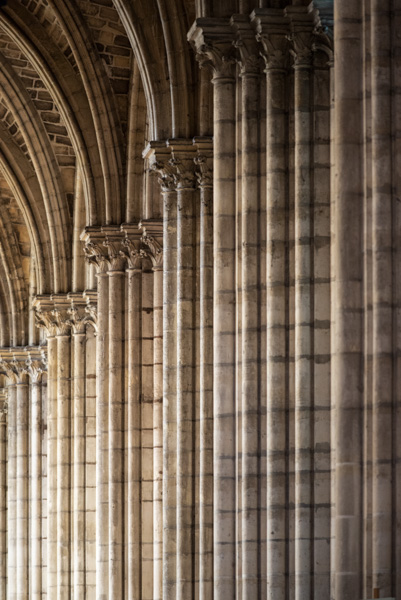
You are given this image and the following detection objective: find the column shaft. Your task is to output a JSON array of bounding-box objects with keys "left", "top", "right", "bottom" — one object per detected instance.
[
  {"left": 31, "top": 380, "right": 43, "bottom": 599},
  {"left": 57, "top": 333, "right": 71, "bottom": 598},
  {"left": 96, "top": 270, "right": 109, "bottom": 598},
  {"left": 213, "top": 72, "right": 237, "bottom": 600},
  {"left": 153, "top": 267, "right": 163, "bottom": 600},
  {"left": 199, "top": 183, "right": 213, "bottom": 600},
  {"left": 108, "top": 269, "right": 125, "bottom": 599},
  {"left": 0, "top": 399, "right": 6, "bottom": 600},
  {"left": 176, "top": 185, "right": 196, "bottom": 600},
  {"left": 7, "top": 385, "right": 17, "bottom": 600},
  {"left": 127, "top": 267, "right": 142, "bottom": 600},
  {"left": 333, "top": 1, "right": 364, "bottom": 597},
  {"left": 163, "top": 189, "right": 178, "bottom": 599},
  {"left": 294, "top": 61, "right": 313, "bottom": 600},
  {"left": 371, "top": 0, "right": 393, "bottom": 595},
  {"left": 240, "top": 67, "right": 260, "bottom": 599},
  {"left": 265, "top": 65, "right": 288, "bottom": 600},
  {"left": 47, "top": 336, "right": 58, "bottom": 597},
  {"left": 73, "top": 331, "right": 86, "bottom": 598}
]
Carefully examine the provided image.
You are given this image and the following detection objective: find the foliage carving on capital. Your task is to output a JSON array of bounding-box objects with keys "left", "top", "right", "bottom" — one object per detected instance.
[
  {"left": 0, "top": 359, "right": 18, "bottom": 383},
  {"left": 141, "top": 230, "right": 163, "bottom": 270},
  {"left": 194, "top": 154, "right": 213, "bottom": 191},
  {"left": 24, "top": 355, "right": 47, "bottom": 383},
  {"left": 231, "top": 20, "right": 261, "bottom": 77},
  {"left": 0, "top": 390, "right": 7, "bottom": 423},
  {"left": 150, "top": 160, "right": 176, "bottom": 193},
  {"left": 83, "top": 241, "right": 109, "bottom": 274},
  {"left": 103, "top": 237, "right": 126, "bottom": 272},
  {"left": 257, "top": 32, "right": 289, "bottom": 72},
  {"left": 121, "top": 237, "right": 142, "bottom": 271},
  {"left": 51, "top": 308, "right": 72, "bottom": 336},
  {"left": 169, "top": 157, "right": 196, "bottom": 190},
  {"left": 195, "top": 42, "right": 236, "bottom": 80},
  {"left": 34, "top": 308, "right": 59, "bottom": 337},
  {"left": 288, "top": 31, "right": 314, "bottom": 67}
]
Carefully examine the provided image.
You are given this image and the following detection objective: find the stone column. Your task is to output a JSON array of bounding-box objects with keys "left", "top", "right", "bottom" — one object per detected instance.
[
  {"left": 1, "top": 355, "right": 29, "bottom": 600},
  {"left": 67, "top": 297, "right": 97, "bottom": 600},
  {"left": 141, "top": 220, "right": 164, "bottom": 600},
  {"left": 255, "top": 11, "right": 290, "bottom": 599},
  {"left": 332, "top": 1, "right": 364, "bottom": 598},
  {"left": 83, "top": 231, "right": 110, "bottom": 600},
  {"left": 233, "top": 19, "right": 261, "bottom": 598},
  {"left": 25, "top": 352, "right": 47, "bottom": 600},
  {"left": 288, "top": 10, "right": 317, "bottom": 599},
  {"left": 146, "top": 143, "right": 178, "bottom": 600},
  {"left": 121, "top": 226, "right": 142, "bottom": 600},
  {"left": 194, "top": 139, "right": 213, "bottom": 600},
  {"left": 34, "top": 300, "right": 58, "bottom": 599},
  {"left": 52, "top": 300, "right": 73, "bottom": 599},
  {"left": 5, "top": 372, "right": 17, "bottom": 600},
  {"left": 371, "top": 1, "right": 393, "bottom": 596},
  {"left": 103, "top": 229, "right": 126, "bottom": 600},
  {"left": 0, "top": 389, "right": 6, "bottom": 600},
  {"left": 189, "top": 22, "right": 237, "bottom": 598}
]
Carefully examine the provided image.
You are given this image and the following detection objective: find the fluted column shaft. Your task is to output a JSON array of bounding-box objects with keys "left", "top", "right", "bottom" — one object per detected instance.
[{"left": 57, "top": 331, "right": 72, "bottom": 599}]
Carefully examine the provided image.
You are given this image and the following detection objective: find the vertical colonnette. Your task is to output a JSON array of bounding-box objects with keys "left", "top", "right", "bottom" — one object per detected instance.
[
  {"left": 145, "top": 143, "right": 178, "bottom": 600},
  {"left": 189, "top": 22, "right": 237, "bottom": 600},
  {"left": 286, "top": 7, "right": 317, "bottom": 600},
  {"left": 0, "top": 347, "right": 48, "bottom": 600},
  {"left": 332, "top": 0, "right": 364, "bottom": 599},
  {"left": 140, "top": 220, "right": 164, "bottom": 600},
  {"left": 193, "top": 138, "right": 214, "bottom": 600},
  {"left": 232, "top": 17, "right": 262, "bottom": 600},
  {"left": 120, "top": 224, "right": 142, "bottom": 600},
  {"left": 84, "top": 227, "right": 127, "bottom": 600},
  {"left": 0, "top": 388, "right": 6, "bottom": 600},
  {"left": 34, "top": 294, "right": 97, "bottom": 599},
  {"left": 255, "top": 10, "right": 290, "bottom": 600}
]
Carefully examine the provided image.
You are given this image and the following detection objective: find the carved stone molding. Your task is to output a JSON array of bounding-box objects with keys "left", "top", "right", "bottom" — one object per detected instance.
[{"left": 193, "top": 137, "right": 213, "bottom": 193}]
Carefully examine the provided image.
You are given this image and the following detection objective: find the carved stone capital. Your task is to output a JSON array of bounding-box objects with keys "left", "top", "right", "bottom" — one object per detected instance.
[
  {"left": 144, "top": 142, "right": 176, "bottom": 193},
  {"left": 103, "top": 229, "right": 126, "bottom": 273},
  {"left": 252, "top": 10, "right": 290, "bottom": 72},
  {"left": 0, "top": 389, "right": 7, "bottom": 424},
  {"left": 121, "top": 237, "right": 142, "bottom": 271},
  {"left": 24, "top": 353, "right": 47, "bottom": 383},
  {"left": 0, "top": 347, "right": 46, "bottom": 383},
  {"left": 188, "top": 19, "right": 237, "bottom": 81},
  {"left": 285, "top": 5, "right": 318, "bottom": 69},
  {"left": 81, "top": 228, "right": 109, "bottom": 274},
  {"left": 231, "top": 16, "right": 261, "bottom": 77},
  {"left": 140, "top": 220, "right": 163, "bottom": 271},
  {"left": 193, "top": 137, "right": 213, "bottom": 192}
]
